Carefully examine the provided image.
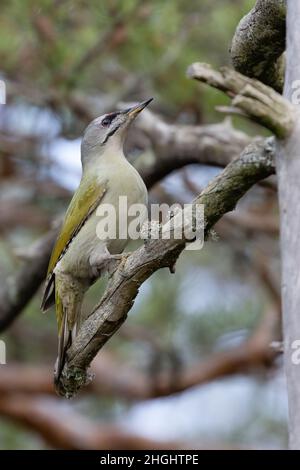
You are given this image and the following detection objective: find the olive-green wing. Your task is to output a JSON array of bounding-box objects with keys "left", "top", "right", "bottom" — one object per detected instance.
[{"left": 41, "top": 177, "right": 107, "bottom": 311}]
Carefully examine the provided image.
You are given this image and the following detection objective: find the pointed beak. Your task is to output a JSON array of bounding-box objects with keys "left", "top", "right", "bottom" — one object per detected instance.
[{"left": 123, "top": 98, "right": 153, "bottom": 118}]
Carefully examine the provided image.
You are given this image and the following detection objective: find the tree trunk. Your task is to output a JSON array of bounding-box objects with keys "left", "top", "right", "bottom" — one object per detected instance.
[{"left": 277, "top": 0, "right": 300, "bottom": 450}]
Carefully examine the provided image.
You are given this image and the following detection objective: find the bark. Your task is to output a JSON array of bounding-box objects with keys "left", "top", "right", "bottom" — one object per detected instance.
[
  {"left": 231, "top": 0, "right": 286, "bottom": 93},
  {"left": 276, "top": 0, "right": 300, "bottom": 450},
  {"left": 187, "top": 62, "right": 294, "bottom": 138}
]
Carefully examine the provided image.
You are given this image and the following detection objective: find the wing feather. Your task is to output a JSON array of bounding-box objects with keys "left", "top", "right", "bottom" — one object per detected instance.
[{"left": 41, "top": 176, "right": 107, "bottom": 311}]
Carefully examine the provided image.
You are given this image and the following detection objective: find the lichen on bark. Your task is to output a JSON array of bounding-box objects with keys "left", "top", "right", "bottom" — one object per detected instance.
[{"left": 231, "top": 0, "right": 286, "bottom": 93}]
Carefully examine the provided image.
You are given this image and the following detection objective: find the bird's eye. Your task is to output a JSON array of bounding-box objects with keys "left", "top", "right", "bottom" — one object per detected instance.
[{"left": 101, "top": 117, "right": 111, "bottom": 127}]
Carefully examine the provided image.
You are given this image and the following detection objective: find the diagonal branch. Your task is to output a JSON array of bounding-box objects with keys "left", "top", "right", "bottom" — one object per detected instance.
[{"left": 57, "top": 138, "right": 276, "bottom": 397}]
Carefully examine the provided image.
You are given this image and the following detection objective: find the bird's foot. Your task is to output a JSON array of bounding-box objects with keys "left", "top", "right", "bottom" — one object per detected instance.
[
  {"left": 89, "top": 251, "right": 132, "bottom": 278},
  {"left": 109, "top": 252, "right": 132, "bottom": 277}
]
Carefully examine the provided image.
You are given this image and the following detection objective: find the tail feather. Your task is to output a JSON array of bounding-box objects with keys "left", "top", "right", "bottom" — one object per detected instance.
[
  {"left": 54, "top": 277, "right": 84, "bottom": 386},
  {"left": 55, "top": 310, "right": 73, "bottom": 385},
  {"left": 41, "top": 273, "right": 55, "bottom": 312},
  {"left": 54, "top": 287, "right": 68, "bottom": 384}
]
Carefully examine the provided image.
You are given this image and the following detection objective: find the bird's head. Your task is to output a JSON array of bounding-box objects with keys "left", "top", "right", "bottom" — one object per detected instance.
[{"left": 81, "top": 98, "right": 153, "bottom": 166}]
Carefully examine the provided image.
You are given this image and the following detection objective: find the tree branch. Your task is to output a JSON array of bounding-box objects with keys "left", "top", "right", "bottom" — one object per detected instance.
[
  {"left": 0, "top": 229, "right": 58, "bottom": 331},
  {"left": 230, "top": 0, "right": 286, "bottom": 93},
  {"left": 0, "top": 394, "right": 182, "bottom": 450},
  {"left": 187, "top": 62, "right": 294, "bottom": 138},
  {"left": 133, "top": 110, "right": 251, "bottom": 187}
]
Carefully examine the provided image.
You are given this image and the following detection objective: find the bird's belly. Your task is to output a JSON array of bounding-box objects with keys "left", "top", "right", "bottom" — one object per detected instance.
[
  {"left": 57, "top": 173, "right": 147, "bottom": 279},
  {"left": 57, "top": 214, "right": 109, "bottom": 278}
]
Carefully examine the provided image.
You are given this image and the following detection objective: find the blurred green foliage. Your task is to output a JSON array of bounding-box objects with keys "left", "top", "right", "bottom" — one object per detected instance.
[{"left": 1, "top": 0, "right": 253, "bottom": 117}]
